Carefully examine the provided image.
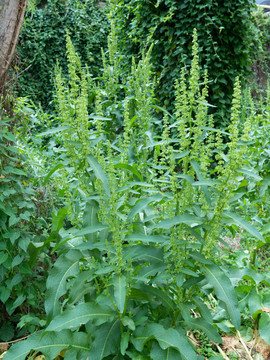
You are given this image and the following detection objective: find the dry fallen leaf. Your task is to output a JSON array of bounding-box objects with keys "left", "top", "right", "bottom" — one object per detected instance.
[{"left": 0, "top": 343, "right": 8, "bottom": 353}]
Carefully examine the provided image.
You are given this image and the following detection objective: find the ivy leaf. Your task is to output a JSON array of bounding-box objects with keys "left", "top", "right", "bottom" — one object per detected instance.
[{"left": 202, "top": 264, "right": 240, "bottom": 330}]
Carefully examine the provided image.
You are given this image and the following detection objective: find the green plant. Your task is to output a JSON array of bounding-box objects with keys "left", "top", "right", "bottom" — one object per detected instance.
[
  {"left": 5, "top": 29, "right": 269, "bottom": 360},
  {"left": 13, "top": 0, "right": 110, "bottom": 111},
  {"left": 0, "top": 108, "right": 54, "bottom": 341},
  {"left": 111, "top": 0, "right": 258, "bottom": 126}
]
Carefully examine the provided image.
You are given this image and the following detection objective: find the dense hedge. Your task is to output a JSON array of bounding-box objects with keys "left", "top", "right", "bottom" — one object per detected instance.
[
  {"left": 15, "top": 0, "right": 110, "bottom": 110},
  {"left": 112, "top": 0, "right": 258, "bottom": 126}
]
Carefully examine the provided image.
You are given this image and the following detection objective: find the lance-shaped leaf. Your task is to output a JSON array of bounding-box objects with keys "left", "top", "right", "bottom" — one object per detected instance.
[
  {"left": 190, "top": 159, "right": 212, "bottom": 205},
  {"left": 157, "top": 214, "right": 203, "bottom": 229},
  {"left": 126, "top": 233, "right": 167, "bottom": 244},
  {"left": 87, "top": 155, "right": 110, "bottom": 196},
  {"left": 46, "top": 303, "right": 114, "bottom": 332},
  {"left": 3, "top": 330, "right": 89, "bottom": 360},
  {"left": 114, "top": 163, "right": 143, "bottom": 181},
  {"left": 180, "top": 303, "right": 222, "bottom": 343},
  {"left": 132, "top": 324, "right": 197, "bottom": 360},
  {"left": 37, "top": 126, "right": 70, "bottom": 137},
  {"left": 224, "top": 211, "right": 264, "bottom": 242},
  {"left": 74, "top": 225, "right": 108, "bottom": 237},
  {"left": 88, "top": 320, "right": 121, "bottom": 360},
  {"left": 127, "top": 194, "right": 163, "bottom": 221},
  {"left": 45, "top": 249, "right": 82, "bottom": 320},
  {"left": 202, "top": 264, "right": 240, "bottom": 329},
  {"left": 135, "top": 284, "right": 174, "bottom": 311},
  {"left": 113, "top": 275, "right": 126, "bottom": 314},
  {"left": 83, "top": 200, "right": 100, "bottom": 242}
]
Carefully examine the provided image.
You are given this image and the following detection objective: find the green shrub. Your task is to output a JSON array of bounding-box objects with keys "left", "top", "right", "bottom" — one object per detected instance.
[
  {"left": 5, "top": 29, "right": 270, "bottom": 360},
  {"left": 111, "top": 0, "right": 258, "bottom": 126},
  {"left": 14, "top": 0, "right": 110, "bottom": 111},
  {"left": 0, "top": 108, "right": 54, "bottom": 341}
]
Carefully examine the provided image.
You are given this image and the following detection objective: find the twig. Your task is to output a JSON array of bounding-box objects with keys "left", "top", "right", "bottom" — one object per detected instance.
[
  {"left": 7, "top": 334, "right": 31, "bottom": 344},
  {"left": 237, "top": 330, "right": 253, "bottom": 360},
  {"left": 216, "top": 344, "right": 231, "bottom": 360}
]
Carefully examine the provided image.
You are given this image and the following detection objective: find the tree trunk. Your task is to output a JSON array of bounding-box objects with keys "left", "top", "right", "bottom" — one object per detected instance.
[{"left": 0, "top": 0, "right": 27, "bottom": 94}]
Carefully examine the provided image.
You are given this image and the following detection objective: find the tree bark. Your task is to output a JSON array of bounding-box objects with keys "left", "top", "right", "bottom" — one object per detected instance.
[{"left": 0, "top": 0, "right": 27, "bottom": 93}]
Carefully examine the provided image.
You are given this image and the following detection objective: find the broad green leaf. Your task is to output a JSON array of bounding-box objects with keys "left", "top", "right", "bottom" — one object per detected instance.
[
  {"left": 89, "top": 115, "right": 112, "bottom": 121},
  {"left": 82, "top": 200, "right": 100, "bottom": 242},
  {"left": 74, "top": 225, "right": 108, "bottom": 237},
  {"left": 201, "top": 126, "right": 230, "bottom": 135},
  {"left": 150, "top": 341, "right": 180, "bottom": 360},
  {"left": 122, "top": 317, "right": 135, "bottom": 331},
  {"left": 190, "top": 160, "right": 212, "bottom": 204},
  {"left": 182, "top": 315, "right": 222, "bottom": 343},
  {"left": 224, "top": 211, "right": 264, "bottom": 242},
  {"left": 8, "top": 294, "right": 25, "bottom": 315},
  {"left": 259, "top": 312, "right": 270, "bottom": 344},
  {"left": 120, "top": 332, "right": 129, "bottom": 355},
  {"left": 189, "top": 251, "right": 213, "bottom": 265},
  {"left": 88, "top": 320, "right": 121, "bottom": 360},
  {"left": 237, "top": 168, "right": 262, "bottom": 181},
  {"left": 69, "top": 270, "right": 96, "bottom": 304},
  {"left": 37, "top": 126, "right": 70, "bottom": 137},
  {"left": 126, "top": 233, "right": 166, "bottom": 244},
  {"left": 192, "top": 296, "right": 213, "bottom": 324},
  {"left": 173, "top": 149, "right": 190, "bottom": 160},
  {"left": 113, "top": 275, "right": 126, "bottom": 314},
  {"left": 45, "top": 249, "right": 82, "bottom": 320},
  {"left": 202, "top": 264, "right": 240, "bottom": 329},
  {"left": 43, "top": 164, "right": 63, "bottom": 185},
  {"left": 157, "top": 214, "right": 203, "bottom": 229},
  {"left": 248, "top": 288, "right": 263, "bottom": 317},
  {"left": 3, "top": 330, "right": 89, "bottom": 360},
  {"left": 0, "top": 251, "right": 8, "bottom": 265},
  {"left": 124, "top": 245, "right": 164, "bottom": 263},
  {"left": 114, "top": 163, "right": 143, "bottom": 181},
  {"left": 46, "top": 303, "right": 114, "bottom": 332},
  {"left": 261, "top": 223, "right": 270, "bottom": 234},
  {"left": 127, "top": 194, "right": 163, "bottom": 221},
  {"left": 135, "top": 263, "right": 166, "bottom": 281},
  {"left": 87, "top": 155, "right": 111, "bottom": 196},
  {"left": 136, "top": 284, "right": 174, "bottom": 311},
  {"left": 133, "top": 324, "right": 197, "bottom": 360}
]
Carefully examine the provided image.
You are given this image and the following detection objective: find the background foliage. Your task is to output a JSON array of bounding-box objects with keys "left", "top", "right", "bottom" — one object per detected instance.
[
  {"left": 13, "top": 0, "right": 110, "bottom": 111},
  {"left": 0, "top": 109, "right": 54, "bottom": 342},
  {"left": 112, "top": 0, "right": 258, "bottom": 126}
]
